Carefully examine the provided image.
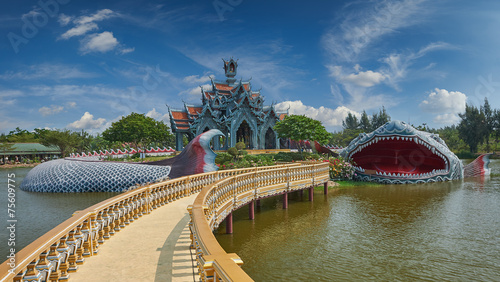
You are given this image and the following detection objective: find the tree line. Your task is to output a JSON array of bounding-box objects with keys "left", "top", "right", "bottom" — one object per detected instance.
[{"left": 0, "top": 113, "right": 175, "bottom": 157}]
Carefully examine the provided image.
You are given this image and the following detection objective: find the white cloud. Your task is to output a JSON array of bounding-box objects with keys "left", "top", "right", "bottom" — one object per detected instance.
[
  {"left": 419, "top": 88, "right": 467, "bottom": 125},
  {"left": 146, "top": 108, "right": 162, "bottom": 119},
  {"left": 433, "top": 113, "right": 461, "bottom": 125},
  {"left": 322, "top": 0, "right": 428, "bottom": 62},
  {"left": 342, "top": 70, "right": 386, "bottom": 87},
  {"left": 58, "top": 14, "right": 72, "bottom": 26},
  {"left": 179, "top": 84, "right": 211, "bottom": 100},
  {"left": 183, "top": 74, "right": 213, "bottom": 84},
  {"left": 58, "top": 9, "right": 131, "bottom": 55},
  {"left": 75, "top": 9, "right": 116, "bottom": 25},
  {"left": 382, "top": 42, "right": 455, "bottom": 88},
  {"left": 67, "top": 112, "right": 106, "bottom": 130},
  {"left": 67, "top": 101, "right": 77, "bottom": 108},
  {"left": 326, "top": 65, "right": 396, "bottom": 110},
  {"left": 329, "top": 66, "right": 386, "bottom": 88},
  {"left": 61, "top": 22, "right": 98, "bottom": 39},
  {"left": 275, "top": 100, "right": 359, "bottom": 128},
  {"left": 39, "top": 105, "right": 64, "bottom": 116},
  {"left": 0, "top": 64, "right": 95, "bottom": 80},
  {"left": 146, "top": 108, "right": 170, "bottom": 123},
  {"left": 80, "top": 32, "right": 119, "bottom": 54},
  {"left": 60, "top": 9, "right": 116, "bottom": 39},
  {"left": 119, "top": 47, "right": 135, "bottom": 54}
]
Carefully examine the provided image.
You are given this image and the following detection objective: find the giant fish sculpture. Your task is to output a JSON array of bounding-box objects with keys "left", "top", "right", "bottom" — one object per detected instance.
[
  {"left": 339, "top": 120, "right": 491, "bottom": 184},
  {"left": 20, "top": 129, "right": 223, "bottom": 193}
]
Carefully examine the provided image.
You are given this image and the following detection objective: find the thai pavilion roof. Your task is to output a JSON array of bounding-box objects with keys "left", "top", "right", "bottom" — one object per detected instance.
[{"left": 168, "top": 60, "right": 287, "bottom": 133}]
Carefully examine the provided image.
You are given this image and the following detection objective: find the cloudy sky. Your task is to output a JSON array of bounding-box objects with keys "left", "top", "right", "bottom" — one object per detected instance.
[{"left": 1, "top": 0, "right": 499, "bottom": 134}]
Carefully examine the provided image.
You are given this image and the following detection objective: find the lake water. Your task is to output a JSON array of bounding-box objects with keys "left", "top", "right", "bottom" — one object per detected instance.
[
  {"left": 0, "top": 167, "right": 118, "bottom": 260},
  {"left": 215, "top": 160, "right": 500, "bottom": 281},
  {"left": 2, "top": 162, "right": 499, "bottom": 281}
]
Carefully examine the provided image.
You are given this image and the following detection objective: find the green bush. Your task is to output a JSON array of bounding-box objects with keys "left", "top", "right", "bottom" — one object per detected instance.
[
  {"left": 227, "top": 147, "right": 238, "bottom": 157},
  {"left": 274, "top": 152, "right": 303, "bottom": 162},
  {"left": 131, "top": 152, "right": 140, "bottom": 159},
  {"left": 215, "top": 152, "right": 233, "bottom": 164},
  {"left": 235, "top": 141, "right": 246, "bottom": 150}
]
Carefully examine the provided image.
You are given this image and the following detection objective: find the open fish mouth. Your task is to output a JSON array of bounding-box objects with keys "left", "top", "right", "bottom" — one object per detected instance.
[
  {"left": 341, "top": 121, "right": 463, "bottom": 184},
  {"left": 348, "top": 134, "right": 449, "bottom": 179}
]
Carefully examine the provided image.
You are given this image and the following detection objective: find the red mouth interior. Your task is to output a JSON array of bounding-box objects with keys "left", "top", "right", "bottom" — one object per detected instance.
[{"left": 351, "top": 137, "right": 446, "bottom": 175}]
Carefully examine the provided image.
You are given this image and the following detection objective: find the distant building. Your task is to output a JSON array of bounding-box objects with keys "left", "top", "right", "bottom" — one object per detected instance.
[
  {"left": 0, "top": 143, "right": 60, "bottom": 163},
  {"left": 168, "top": 58, "right": 287, "bottom": 151}
]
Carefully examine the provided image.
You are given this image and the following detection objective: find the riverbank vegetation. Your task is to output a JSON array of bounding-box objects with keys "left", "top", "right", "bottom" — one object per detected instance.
[{"left": 0, "top": 113, "right": 176, "bottom": 160}]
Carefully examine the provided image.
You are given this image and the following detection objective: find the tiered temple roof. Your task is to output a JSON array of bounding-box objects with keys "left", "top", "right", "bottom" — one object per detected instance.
[{"left": 168, "top": 59, "right": 287, "bottom": 134}]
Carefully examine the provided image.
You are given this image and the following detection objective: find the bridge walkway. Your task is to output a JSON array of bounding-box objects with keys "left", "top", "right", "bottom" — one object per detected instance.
[{"left": 69, "top": 193, "right": 199, "bottom": 282}]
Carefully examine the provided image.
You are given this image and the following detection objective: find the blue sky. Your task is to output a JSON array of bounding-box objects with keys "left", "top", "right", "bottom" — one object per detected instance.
[{"left": 1, "top": 0, "right": 500, "bottom": 134}]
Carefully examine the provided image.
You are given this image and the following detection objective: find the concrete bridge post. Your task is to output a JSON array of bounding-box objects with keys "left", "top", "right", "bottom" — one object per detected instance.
[
  {"left": 249, "top": 200, "right": 255, "bottom": 220},
  {"left": 283, "top": 192, "right": 288, "bottom": 209},
  {"left": 226, "top": 212, "right": 233, "bottom": 234}
]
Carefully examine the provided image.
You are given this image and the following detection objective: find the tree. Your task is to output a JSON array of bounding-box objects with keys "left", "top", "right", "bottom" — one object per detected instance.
[
  {"left": 342, "top": 113, "right": 359, "bottom": 130},
  {"left": 359, "top": 110, "right": 371, "bottom": 132},
  {"left": 372, "top": 106, "right": 390, "bottom": 129},
  {"left": 102, "top": 113, "right": 174, "bottom": 150},
  {"left": 274, "top": 115, "right": 331, "bottom": 158},
  {"left": 458, "top": 104, "right": 487, "bottom": 153},
  {"left": 481, "top": 98, "right": 494, "bottom": 151},
  {"left": 39, "top": 129, "right": 80, "bottom": 157}
]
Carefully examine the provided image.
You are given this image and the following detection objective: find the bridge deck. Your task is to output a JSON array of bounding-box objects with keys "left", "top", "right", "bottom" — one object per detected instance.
[{"left": 70, "top": 193, "right": 199, "bottom": 282}]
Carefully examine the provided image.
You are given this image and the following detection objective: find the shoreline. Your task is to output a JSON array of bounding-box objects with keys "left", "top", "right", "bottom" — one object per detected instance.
[{"left": 0, "top": 163, "right": 39, "bottom": 169}]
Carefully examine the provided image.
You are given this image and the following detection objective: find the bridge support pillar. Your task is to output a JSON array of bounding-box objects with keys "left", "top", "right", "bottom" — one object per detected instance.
[
  {"left": 226, "top": 212, "right": 233, "bottom": 234},
  {"left": 249, "top": 201, "right": 255, "bottom": 220},
  {"left": 308, "top": 186, "right": 314, "bottom": 201},
  {"left": 283, "top": 192, "right": 288, "bottom": 209},
  {"left": 299, "top": 189, "right": 303, "bottom": 198},
  {"left": 324, "top": 182, "right": 328, "bottom": 195},
  {"left": 256, "top": 199, "right": 261, "bottom": 207}
]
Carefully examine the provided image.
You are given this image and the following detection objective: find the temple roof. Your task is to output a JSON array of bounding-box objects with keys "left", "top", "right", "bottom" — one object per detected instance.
[{"left": 168, "top": 59, "right": 287, "bottom": 133}]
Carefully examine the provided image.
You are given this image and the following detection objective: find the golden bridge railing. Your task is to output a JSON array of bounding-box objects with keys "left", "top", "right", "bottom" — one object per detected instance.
[
  {"left": 189, "top": 162, "right": 330, "bottom": 281},
  {"left": 0, "top": 163, "right": 301, "bottom": 282}
]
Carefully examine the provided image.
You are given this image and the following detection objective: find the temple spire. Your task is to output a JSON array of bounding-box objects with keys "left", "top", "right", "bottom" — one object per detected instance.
[{"left": 223, "top": 58, "right": 238, "bottom": 85}]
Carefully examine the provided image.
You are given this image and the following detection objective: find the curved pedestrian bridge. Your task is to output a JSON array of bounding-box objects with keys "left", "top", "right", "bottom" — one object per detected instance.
[{"left": 0, "top": 162, "right": 329, "bottom": 281}]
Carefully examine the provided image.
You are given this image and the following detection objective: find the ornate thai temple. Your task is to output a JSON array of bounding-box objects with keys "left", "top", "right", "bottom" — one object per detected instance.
[{"left": 168, "top": 58, "right": 287, "bottom": 151}]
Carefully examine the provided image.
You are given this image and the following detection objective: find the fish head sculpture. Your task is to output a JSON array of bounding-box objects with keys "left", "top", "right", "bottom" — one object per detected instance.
[{"left": 340, "top": 120, "right": 464, "bottom": 184}]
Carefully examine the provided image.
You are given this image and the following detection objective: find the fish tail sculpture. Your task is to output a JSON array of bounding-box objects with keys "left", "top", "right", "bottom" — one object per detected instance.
[
  {"left": 463, "top": 154, "right": 492, "bottom": 177},
  {"left": 20, "top": 129, "right": 224, "bottom": 192},
  {"left": 340, "top": 121, "right": 491, "bottom": 184}
]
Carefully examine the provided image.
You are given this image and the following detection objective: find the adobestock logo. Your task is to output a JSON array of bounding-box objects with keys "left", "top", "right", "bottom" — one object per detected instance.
[{"left": 7, "top": 0, "right": 70, "bottom": 54}]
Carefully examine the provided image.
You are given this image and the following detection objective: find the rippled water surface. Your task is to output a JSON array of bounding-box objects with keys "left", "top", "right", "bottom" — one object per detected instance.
[
  {"left": 0, "top": 167, "right": 118, "bottom": 259},
  {"left": 216, "top": 160, "right": 500, "bottom": 281}
]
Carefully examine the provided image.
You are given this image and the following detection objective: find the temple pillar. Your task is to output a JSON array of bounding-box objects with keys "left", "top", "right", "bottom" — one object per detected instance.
[
  {"left": 175, "top": 132, "right": 184, "bottom": 151},
  {"left": 283, "top": 192, "right": 288, "bottom": 209},
  {"left": 308, "top": 186, "right": 314, "bottom": 201},
  {"left": 226, "top": 212, "right": 233, "bottom": 234},
  {"left": 249, "top": 201, "right": 254, "bottom": 220}
]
